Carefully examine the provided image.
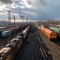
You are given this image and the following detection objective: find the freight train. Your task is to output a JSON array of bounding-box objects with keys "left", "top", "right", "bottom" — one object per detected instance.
[
  {"left": 38, "top": 27, "right": 57, "bottom": 40},
  {"left": 0, "top": 26, "right": 30, "bottom": 60}
]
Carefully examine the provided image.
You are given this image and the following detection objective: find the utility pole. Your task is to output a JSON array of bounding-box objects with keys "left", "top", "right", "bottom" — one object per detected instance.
[
  {"left": 7, "top": 10, "right": 11, "bottom": 27},
  {"left": 14, "top": 15, "right": 15, "bottom": 29},
  {"left": 13, "top": 15, "right": 16, "bottom": 34},
  {"left": 27, "top": 19, "right": 29, "bottom": 24},
  {"left": 21, "top": 16, "right": 24, "bottom": 22},
  {"left": 19, "top": 15, "right": 21, "bottom": 25},
  {"left": 26, "top": 18, "right": 28, "bottom": 24}
]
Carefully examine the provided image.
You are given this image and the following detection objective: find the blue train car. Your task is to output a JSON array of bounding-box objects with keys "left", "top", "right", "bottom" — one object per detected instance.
[{"left": 2, "top": 30, "right": 12, "bottom": 38}]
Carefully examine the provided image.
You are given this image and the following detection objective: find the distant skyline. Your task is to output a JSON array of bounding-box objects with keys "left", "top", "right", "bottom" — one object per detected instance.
[{"left": 0, "top": 0, "right": 60, "bottom": 21}]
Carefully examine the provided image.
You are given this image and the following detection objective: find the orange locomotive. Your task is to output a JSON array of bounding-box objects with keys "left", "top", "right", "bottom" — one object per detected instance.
[{"left": 40, "top": 27, "right": 57, "bottom": 40}]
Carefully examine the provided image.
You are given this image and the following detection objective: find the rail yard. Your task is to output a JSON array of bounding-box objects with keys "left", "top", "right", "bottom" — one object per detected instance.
[
  {"left": 0, "top": 0, "right": 60, "bottom": 60},
  {"left": 0, "top": 23, "right": 60, "bottom": 60}
]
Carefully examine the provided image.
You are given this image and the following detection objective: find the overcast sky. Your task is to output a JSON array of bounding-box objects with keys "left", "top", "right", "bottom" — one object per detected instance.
[{"left": 0, "top": 0, "right": 60, "bottom": 21}]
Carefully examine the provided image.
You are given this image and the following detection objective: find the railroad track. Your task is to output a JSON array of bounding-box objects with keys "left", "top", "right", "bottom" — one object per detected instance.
[
  {"left": 37, "top": 27, "right": 60, "bottom": 60},
  {"left": 15, "top": 26, "right": 52, "bottom": 60}
]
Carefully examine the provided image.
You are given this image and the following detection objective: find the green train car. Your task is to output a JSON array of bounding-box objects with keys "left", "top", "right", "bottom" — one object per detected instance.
[{"left": 49, "top": 27, "right": 60, "bottom": 38}]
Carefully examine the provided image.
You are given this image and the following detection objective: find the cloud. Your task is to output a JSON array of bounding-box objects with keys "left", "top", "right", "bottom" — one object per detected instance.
[
  {"left": 10, "top": 0, "right": 33, "bottom": 9},
  {"left": 21, "top": 0, "right": 32, "bottom": 8},
  {"left": 0, "top": 5, "right": 9, "bottom": 11},
  {"left": 10, "top": 0, "right": 60, "bottom": 20},
  {"left": 0, "top": 0, "right": 13, "bottom": 11},
  {"left": 0, "top": 0, "right": 60, "bottom": 20},
  {"left": 0, "top": 0, "right": 12, "bottom": 4}
]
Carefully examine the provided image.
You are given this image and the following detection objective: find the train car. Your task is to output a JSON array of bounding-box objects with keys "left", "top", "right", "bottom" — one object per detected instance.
[
  {"left": 18, "top": 26, "right": 29, "bottom": 43},
  {"left": 49, "top": 27, "right": 60, "bottom": 38},
  {"left": 49, "top": 27, "right": 60, "bottom": 33},
  {"left": 16, "top": 36, "right": 23, "bottom": 50},
  {"left": 22, "top": 29, "right": 28, "bottom": 37},
  {"left": 0, "top": 42, "right": 20, "bottom": 60},
  {"left": 0, "top": 47, "right": 13, "bottom": 60},
  {"left": 4, "top": 37, "right": 23, "bottom": 60},
  {"left": 6, "top": 38, "right": 19, "bottom": 54},
  {"left": 4, "top": 31, "right": 28, "bottom": 60},
  {"left": 1, "top": 30, "right": 12, "bottom": 38},
  {"left": 11, "top": 37, "right": 22, "bottom": 52},
  {"left": 21, "top": 27, "right": 29, "bottom": 38},
  {"left": 2, "top": 30, "right": 12, "bottom": 37},
  {"left": 40, "top": 27, "right": 57, "bottom": 40}
]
